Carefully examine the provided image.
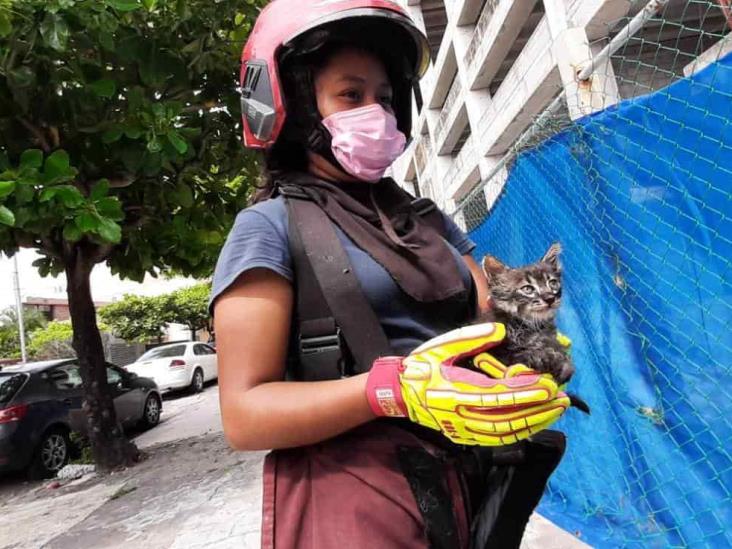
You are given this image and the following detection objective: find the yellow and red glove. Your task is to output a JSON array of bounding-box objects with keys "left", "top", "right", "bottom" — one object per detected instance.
[{"left": 366, "top": 323, "right": 571, "bottom": 446}]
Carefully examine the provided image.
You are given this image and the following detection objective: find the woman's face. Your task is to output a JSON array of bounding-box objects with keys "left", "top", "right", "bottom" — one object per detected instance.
[{"left": 314, "top": 47, "right": 394, "bottom": 118}]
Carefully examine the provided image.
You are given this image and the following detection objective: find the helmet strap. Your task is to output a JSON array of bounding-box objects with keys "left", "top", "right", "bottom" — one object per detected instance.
[{"left": 287, "top": 64, "right": 346, "bottom": 173}]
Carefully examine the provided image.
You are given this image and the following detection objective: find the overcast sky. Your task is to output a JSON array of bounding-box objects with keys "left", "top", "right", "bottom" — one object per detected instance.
[{"left": 1, "top": 248, "right": 201, "bottom": 313}]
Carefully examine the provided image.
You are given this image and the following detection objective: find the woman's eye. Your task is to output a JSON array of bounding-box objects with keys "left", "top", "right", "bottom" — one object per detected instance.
[
  {"left": 521, "top": 285, "right": 535, "bottom": 294},
  {"left": 341, "top": 90, "right": 361, "bottom": 101}
]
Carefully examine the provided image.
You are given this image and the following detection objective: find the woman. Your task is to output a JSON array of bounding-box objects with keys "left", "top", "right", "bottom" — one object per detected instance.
[{"left": 210, "top": 1, "right": 570, "bottom": 547}]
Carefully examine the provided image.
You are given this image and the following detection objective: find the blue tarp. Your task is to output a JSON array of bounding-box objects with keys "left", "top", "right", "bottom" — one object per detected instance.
[{"left": 467, "top": 51, "right": 732, "bottom": 547}]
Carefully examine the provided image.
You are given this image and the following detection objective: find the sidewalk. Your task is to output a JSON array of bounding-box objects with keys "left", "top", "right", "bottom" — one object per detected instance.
[
  {"left": 0, "top": 432, "right": 591, "bottom": 549},
  {"left": 1, "top": 433, "right": 265, "bottom": 549}
]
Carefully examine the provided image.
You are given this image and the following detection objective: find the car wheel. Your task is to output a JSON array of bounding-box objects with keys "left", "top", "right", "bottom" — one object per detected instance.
[
  {"left": 29, "top": 428, "right": 70, "bottom": 480},
  {"left": 190, "top": 368, "right": 204, "bottom": 394},
  {"left": 141, "top": 394, "right": 161, "bottom": 428}
]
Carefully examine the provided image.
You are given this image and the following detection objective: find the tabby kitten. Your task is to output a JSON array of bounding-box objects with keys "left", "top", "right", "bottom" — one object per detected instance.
[{"left": 480, "top": 243, "right": 575, "bottom": 385}]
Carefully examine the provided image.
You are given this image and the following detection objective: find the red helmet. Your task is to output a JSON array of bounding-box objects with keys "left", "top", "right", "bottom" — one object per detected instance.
[{"left": 240, "top": 0, "right": 431, "bottom": 149}]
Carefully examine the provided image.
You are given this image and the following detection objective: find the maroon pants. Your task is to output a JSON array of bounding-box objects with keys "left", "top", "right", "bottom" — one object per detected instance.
[{"left": 261, "top": 422, "right": 471, "bottom": 549}]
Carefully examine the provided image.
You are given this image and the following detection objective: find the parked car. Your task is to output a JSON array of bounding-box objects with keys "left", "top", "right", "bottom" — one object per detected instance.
[
  {"left": 0, "top": 359, "right": 162, "bottom": 479},
  {"left": 124, "top": 342, "right": 217, "bottom": 394}
]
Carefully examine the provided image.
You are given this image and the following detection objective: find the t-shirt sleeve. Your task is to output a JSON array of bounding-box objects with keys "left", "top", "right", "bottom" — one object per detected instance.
[
  {"left": 208, "top": 206, "right": 292, "bottom": 314},
  {"left": 440, "top": 211, "right": 476, "bottom": 255}
]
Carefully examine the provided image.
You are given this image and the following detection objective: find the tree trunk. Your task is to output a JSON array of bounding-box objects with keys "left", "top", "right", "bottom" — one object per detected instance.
[{"left": 65, "top": 248, "right": 138, "bottom": 471}]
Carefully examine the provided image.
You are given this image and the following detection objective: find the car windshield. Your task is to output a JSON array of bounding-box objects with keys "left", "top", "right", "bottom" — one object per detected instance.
[
  {"left": 137, "top": 345, "right": 186, "bottom": 362},
  {"left": 0, "top": 373, "right": 27, "bottom": 405}
]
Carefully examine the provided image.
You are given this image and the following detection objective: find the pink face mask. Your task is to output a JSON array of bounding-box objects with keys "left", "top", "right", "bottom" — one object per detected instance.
[{"left": 321, "top": 104, "right": 407, "bottom": 182}]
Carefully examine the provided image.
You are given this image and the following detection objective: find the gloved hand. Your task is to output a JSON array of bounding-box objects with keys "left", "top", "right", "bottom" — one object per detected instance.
[{"left": 366, "top": 323, "right": 571, "bottom": 446}]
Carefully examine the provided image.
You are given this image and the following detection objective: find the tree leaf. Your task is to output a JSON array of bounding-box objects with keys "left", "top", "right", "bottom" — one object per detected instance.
[
  {"left": 56, "top": 186, "right": 85, "bottom": 208},
  {"left": 63, "top": 223, "right": 82, "bottom": 242},
  {"left": 89, "top": 78, "right": 117, "bottom": 98},
  {"left": 91, "top": 179, "right": 110, "bottom": 201},
  {"left": 20, "top": 149, "right": 43, "bottom": 170},
  {"left": 40, "top": 13, "right": 69, "bottom": 52},
  {"left": 40, "top": 185, "right": 83, "bottom": 207},
  {"left": 99, "top": 31, "right": 115, "bottom": 52},
  {"left": 14, "top": 184, "right": 34, "bottom": 205},
  {"left": 0, "top": 181, "right": 16, "bottom": 199},
  {"left": 0, "top": 13, "right": 12, "bottom": 38},
  {"left": 96, "top": 197, "right": 125, "bottom": 221},
  {"left": 102, "top": 126, "right": 124, "bottom": 143},
  {"left": 173, "top": 183, "right": 193, "bottom": 208},
  {"left": 106, "top": 0, "right": 142, "bottom": 12},
  {"left": 167, "top": 131, "right": 188, "bottom": 154},
  {"left": 123, "top": 125, "right": 144, "bottom": 139},
  {"left": 97, "top": 218, "right": 122, "bottom": 244},
  {"left": 0, "top": 206, "right": 15, "bottom": 226},
  {"left": 43, "top": 150, "right": 76, "bottom": 183},
  {"left": 75, "top": 211, "right": 99, "bottom": 231}
]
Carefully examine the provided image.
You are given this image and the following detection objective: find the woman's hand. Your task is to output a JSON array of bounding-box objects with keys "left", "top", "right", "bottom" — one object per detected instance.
[{"left": 366, "top": 323, "right": 570, "bottom": 446}]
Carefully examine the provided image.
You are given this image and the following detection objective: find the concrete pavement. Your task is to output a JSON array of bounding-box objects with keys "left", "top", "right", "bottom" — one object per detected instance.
[{"left": 0, "top": 385, "right": 591, "bottom": 548}]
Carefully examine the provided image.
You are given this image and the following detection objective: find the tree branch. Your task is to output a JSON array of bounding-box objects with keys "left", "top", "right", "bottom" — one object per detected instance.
[
  {"left": 39, "top": 236, "right": 64, "bottom": 260},
  {"left": 17, "top": 117, "right": 52, "bottom": 153},
  {"left": 87, "top": 242, "right": 115, "bottom": 265}
]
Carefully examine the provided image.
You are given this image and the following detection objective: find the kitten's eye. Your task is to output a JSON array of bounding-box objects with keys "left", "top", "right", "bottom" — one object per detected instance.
[
  {"left": 548, "top": 279, "right": 560, "bottom": 290},
  {"left": 521, "top": 285, "right": 535, "bottom": 294}
]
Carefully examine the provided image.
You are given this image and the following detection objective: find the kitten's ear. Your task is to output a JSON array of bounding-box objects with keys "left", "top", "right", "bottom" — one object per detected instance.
[
  {"left": 482, "top": 255, "right": 507, "bottom": 279},
  {"left": 541, "top": 242, "right": 562, "bottom": 268}
]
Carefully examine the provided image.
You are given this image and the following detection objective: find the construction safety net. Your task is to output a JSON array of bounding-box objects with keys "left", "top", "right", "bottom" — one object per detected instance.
[{"left": 455, "top": 4, "right": 732, "bottom": 548}]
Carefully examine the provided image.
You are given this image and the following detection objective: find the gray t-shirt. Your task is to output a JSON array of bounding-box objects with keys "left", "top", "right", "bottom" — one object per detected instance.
[{"left": 210, "top": 195, "right": 476, "bottom": 355}]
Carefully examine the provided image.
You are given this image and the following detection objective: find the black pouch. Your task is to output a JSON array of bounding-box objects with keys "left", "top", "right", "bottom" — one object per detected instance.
[{"left": 467, "top": 430, "right": 567, "bottom": 549}]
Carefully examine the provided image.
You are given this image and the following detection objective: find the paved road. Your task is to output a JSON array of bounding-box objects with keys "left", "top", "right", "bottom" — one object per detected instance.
[{"left": 133, "top": 383, "right": 222, "bottom": 449}]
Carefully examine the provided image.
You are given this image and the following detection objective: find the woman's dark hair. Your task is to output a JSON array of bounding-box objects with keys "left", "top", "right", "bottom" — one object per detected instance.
[{"left": 250, "top": 38, "right": 402, "bottom": 205}]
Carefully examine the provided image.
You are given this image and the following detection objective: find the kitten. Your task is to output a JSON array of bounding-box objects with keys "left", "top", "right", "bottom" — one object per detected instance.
[{"left": 480, "top": 243, "right": 575, "bottom": 386}]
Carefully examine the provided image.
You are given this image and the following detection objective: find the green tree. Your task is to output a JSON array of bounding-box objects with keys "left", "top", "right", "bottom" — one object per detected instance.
[
  {"left": 98, "top": 293, "right": 167, "bottom": 342},
  {"left": 26, "top": 319, "right": 75, "bottom": 359},
  {"left": 0, "top": 305, "right": 49, "bottom": 358},
  {"left": 0, "top": 0, "right": 262, "bottom": 470},
  {"left": 162, "top": 282, "right": 211, "bottom": 340}
]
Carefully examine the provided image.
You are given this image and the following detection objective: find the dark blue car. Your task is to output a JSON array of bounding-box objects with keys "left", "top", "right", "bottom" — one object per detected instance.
[{"left": 0, "top": 358, "right": 162, "bottom": 479}]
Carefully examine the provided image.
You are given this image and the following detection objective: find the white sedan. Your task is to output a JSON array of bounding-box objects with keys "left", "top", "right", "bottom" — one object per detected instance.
[{"left": 125, "top": 342, "right": 217, "bottom": 393}]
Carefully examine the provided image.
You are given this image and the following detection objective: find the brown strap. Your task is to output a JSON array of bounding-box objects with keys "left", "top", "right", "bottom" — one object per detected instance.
[{"left": 286, "top": 195, "right": 392, "bottom": 374}]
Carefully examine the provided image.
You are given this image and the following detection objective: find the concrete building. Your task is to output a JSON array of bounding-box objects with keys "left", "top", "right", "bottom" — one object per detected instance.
[{"left": 392, "top": 0, "right": 731, "bottom": 229}]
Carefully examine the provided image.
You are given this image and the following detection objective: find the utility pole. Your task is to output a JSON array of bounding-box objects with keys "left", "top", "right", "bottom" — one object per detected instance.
[{"left": 12, "top": 254, "right": 27, "bottom": 363}]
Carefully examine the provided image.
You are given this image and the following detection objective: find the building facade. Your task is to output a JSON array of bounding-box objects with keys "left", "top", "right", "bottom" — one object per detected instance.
[{"left": 392, "top": 0, "right": 731, "bottom": 230}]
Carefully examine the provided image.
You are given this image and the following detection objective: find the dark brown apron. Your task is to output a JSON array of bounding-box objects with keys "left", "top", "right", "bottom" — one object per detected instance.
[{"left": 261, "top": 421, "right": 471, "bottom": 549}]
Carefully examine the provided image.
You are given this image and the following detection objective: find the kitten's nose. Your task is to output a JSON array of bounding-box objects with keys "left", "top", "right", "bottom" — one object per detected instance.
[{"left": 543, "top": 295, "right": 556, "bottom": 305}]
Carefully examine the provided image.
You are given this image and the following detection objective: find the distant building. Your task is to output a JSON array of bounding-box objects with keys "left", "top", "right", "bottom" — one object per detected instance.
[
  {"left": 23, "top": 297, "right": 111, "bottom": 322},
  {"left": 391, "top": 0, "right": 729, "bottom": 229}
]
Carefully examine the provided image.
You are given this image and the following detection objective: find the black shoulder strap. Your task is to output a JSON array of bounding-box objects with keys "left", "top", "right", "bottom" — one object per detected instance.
[
  {"left": 411, "top": 196, "right": 447, "bottom": 237},
  {"left": 284, "top": 191, "right": 392, "bottom": 376}
]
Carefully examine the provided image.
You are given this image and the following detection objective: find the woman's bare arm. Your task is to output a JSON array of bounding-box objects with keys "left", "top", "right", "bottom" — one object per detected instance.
[
  {"left": 463, "top": 254, "right": 490, "bottom": 315},
  {"left": 214, "top": 268, "right": 375, "bottom": 451}
]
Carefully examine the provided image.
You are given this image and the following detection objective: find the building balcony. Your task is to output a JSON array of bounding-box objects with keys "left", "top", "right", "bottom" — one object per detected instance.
[
  {"left": 444, "top": 136, "right": 481, "bottom": 200},
  {"left": 434, "top": 75, "right": 467, "bottom": 154},
  {"left": 464, "top": 0, "right": 540, "bottom": 91},
  {"left": 476, "top": 17, "right": 561, "bottom": 155},
  {"left": 415, "top": 133, "right": 433, "bottom": 175},
  {"left": 451, "top": 0, "right": 490, "bottom": 26}
]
